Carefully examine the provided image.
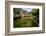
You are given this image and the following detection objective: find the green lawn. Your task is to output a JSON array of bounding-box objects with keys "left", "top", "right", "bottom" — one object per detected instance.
[{"left": 13, "top": 15, "right": 38, "bottom": 28}]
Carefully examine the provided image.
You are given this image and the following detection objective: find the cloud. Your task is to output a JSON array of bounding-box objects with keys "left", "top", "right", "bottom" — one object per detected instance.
[{"left": 22, "top": 8, "right": 32, "bottom": 12}]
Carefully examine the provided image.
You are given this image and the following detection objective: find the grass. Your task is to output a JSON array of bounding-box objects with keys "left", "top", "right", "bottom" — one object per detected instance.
[{"left": 13, "top": 14, "right": 38, "bottom": 28}]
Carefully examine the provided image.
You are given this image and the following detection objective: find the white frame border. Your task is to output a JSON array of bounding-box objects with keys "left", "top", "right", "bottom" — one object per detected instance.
[{"left": 10, "top": 5, "right": 43, "bottom": 32}]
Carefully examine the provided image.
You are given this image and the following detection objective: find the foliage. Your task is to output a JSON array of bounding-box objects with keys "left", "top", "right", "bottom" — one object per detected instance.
[
  {"left": 13, "top": 8, "right": 22, "bottom": 15},
  {"left": 31, "top": 9, "right": 39, "bottom": 16}
]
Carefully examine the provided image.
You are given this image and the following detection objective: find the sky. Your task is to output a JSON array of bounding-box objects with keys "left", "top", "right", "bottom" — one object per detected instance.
[{"left": 22, "top": 8, "right": 32, "bottom": 12}]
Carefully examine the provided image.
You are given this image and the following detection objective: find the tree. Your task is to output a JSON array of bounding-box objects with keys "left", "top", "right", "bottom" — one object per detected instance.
[
  {"left": 31, "top": 9, "right": 39, "bottom": 16},
  {"left": 13, "top": 8, "right": 22, "bottom": 15}
]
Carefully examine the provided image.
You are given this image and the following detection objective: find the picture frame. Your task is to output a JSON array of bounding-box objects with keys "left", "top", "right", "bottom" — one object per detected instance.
[{"left": 5, "top": 0, "right": 45, "bottom": 36}]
